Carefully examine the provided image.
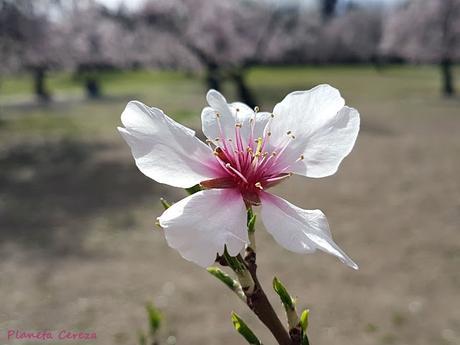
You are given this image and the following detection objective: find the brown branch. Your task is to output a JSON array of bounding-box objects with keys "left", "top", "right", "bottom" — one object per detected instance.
[{"left": 240, "top": 250, "right": 295, "bottom": 345}]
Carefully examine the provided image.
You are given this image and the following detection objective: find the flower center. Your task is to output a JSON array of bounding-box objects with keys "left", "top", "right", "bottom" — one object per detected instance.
[{"left": 200, "top": 108, "right": 299, "bottom": 205}]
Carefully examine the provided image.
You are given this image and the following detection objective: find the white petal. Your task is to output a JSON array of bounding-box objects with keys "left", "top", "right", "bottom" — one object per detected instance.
[
  {"left": 158, "top": 189, "right": 249, "bottom": 267},
  {"left": 201, "top": 90, "right": 236, "bottom": 141},
  {"left": 119, "top": 101, "right": 218, "bottom": 188},
  {"left": 201, "top": 90, "right": 269, "bottom": 148},
  {"left": 252, "top": 111, "right": 272, "bottom": 139},
  {"left": 201, "top": 106, "right": 221, "bottom": 142},
  {"left": 260, "top": 193, "right": 358, "bottom": 269},
  {"left": 229, "top": 102, "right": 271, "bottom": 146},
  {"left": 290, "top": 106, "right": 360, "bottom": 177},
  {"left": 269, "top": 85, "right": 359, "bottom": 178}
]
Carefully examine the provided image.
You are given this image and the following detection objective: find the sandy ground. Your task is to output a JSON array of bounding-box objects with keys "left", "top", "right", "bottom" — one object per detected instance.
[{"left": 1, "top": 70, "right": 460, "bottom": 345}]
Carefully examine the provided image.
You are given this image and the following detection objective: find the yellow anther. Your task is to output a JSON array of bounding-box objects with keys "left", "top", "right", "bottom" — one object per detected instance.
[{"left": 255, "top": 137, "right": 263, "bottom": 156}]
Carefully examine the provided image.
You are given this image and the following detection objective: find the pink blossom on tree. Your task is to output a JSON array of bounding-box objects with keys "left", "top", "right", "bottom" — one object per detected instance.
[{"left": 381, "top": 0, "right": 460, "bottom": 95}]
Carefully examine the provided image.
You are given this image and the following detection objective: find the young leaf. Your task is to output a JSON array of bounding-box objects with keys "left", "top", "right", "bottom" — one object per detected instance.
[
  {"left": 146, "top": 302, "right": 162, "bottom": 336},
  {"left": 300, "top": 309, "right": 310, "bottom": 331},
  {"left": 207, "top": 267, "right": 245, "bottom": 301},
  {"left": 300, "top": 309, "right": 310, "bottom": 345},
  {"left": 231, "top": 312, "right": 262, "bottom": 345},
  {"left": 273, "top": 277, "right": 294, "bottom": 309},
  {"left": 273, "top": 277, "right": 299, "bottom": 329}
]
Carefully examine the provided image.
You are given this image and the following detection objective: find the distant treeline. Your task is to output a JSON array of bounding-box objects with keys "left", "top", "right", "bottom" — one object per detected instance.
[{"left": 0, "top": 0, "right": 458, "bottom": 102}]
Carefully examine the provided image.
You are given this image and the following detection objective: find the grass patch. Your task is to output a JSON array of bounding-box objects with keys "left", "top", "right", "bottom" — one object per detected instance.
[{"left": 1, "top": 65, "right": 459, "bottom": 141}]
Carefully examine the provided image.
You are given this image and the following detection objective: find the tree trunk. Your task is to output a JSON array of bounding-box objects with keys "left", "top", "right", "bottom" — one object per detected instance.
[
  {"left": 85, "top": 77, "right": 101, "bottom": 99},
  {"left": 440, "top": 58, "right": 455, "bottom": 97},
  {"left": 33, "top": 66, "right": 51, "bottom": 103},
  {"left": 231, "top": 69, "right": 257, "bottom": 109},
  {"left": 205, "top": 63, "right": 222, "bottom": 91}
]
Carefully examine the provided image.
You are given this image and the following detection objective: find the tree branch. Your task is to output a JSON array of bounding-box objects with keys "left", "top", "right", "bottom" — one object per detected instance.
[{"left": 241, "top": 251, "right": 295, "bottom": 345}]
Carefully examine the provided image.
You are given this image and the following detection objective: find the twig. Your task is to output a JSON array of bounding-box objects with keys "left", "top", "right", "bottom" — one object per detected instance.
[{"left": 240, "top": 252, "right": 295, "bottom": 345}]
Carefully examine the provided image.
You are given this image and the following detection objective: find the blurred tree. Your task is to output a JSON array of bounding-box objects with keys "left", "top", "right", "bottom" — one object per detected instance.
[
  {"left": 321, "top": 0, "right": 338, "bottom": 21},
  {"left": 0, "top": 0, "right": 61, "bottom": 102},
  {"left": 57, "top": 1, "right": 130, "bottom": 98},
  {"left": 314, "top": 6, "right": 383, "bottom": 65},
  {"left": 381, "top": 0, "right": 460, "bottom": 96},
  {"left": 139, "top": 0, "right": 307, "bottom": 107}
]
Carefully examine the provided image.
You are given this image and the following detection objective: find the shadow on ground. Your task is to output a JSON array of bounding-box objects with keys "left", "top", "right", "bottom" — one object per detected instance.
[
  {"left": 0, "top": 94, "right": 138, "bottom": 118},
  {"left": 0, "top": 138, "right": 169, "bottom": 258}
]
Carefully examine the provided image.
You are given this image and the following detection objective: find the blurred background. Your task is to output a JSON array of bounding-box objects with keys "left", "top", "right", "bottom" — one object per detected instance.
[{"left": 0, "top": 0, "right": 459, "bottom": 344}]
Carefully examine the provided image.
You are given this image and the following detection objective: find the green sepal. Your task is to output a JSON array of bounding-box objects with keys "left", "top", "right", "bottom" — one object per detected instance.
[
  {"left": 231, "top": 312, "right": 262, "bottom": 345},
  {"left": 273, "top": 277, "right": 294, "bottom": 309},
  {"left": 185, "top": 184, "right": 202, "bottom": 195},
  {"left": 300, "top": 309, "right": 310, "bottom": 331},
  {"left": 145, "top": 302, "right": 162, "bottom": 336},
  {"left": 160, "top": 197, "right": 171, "bottom": 210}
]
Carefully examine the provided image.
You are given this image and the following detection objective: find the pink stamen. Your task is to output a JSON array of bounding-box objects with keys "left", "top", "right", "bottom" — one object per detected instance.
[
  {"left": 207, "top": 112, "right": 293, "bottom": 206},
  {"left": 225, "top": 163, "right": 248, "bottom": 183}
]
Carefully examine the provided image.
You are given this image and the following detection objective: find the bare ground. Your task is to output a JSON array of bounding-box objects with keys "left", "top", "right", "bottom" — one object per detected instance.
[{"left": 1, "top": 68, "right": 460, "bottom": 345}]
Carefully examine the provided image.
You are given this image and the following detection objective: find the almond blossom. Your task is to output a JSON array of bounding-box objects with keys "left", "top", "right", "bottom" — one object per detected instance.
[{"left": 118, "top": 85, "right": 360, "bottom": 269}]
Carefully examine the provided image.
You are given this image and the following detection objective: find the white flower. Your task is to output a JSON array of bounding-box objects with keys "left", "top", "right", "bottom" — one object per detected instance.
[{"left": 118, "top": 85, "right": 360, "bottom": 269}]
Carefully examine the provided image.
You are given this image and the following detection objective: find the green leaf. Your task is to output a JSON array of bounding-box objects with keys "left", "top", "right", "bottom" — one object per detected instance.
[
  {"left": 146, "top": 302, "right": 162, "bottom": 335},
  {"left": 231, "top": 312, "right": 262, "bottom": 345},
  {"left": 185, "top": 184, "right": 202, "bottom": 195},
  {"left": 273, "top": 277, "right": 294, "bottom": 309},
  {"left": 300, "top": 309, "right": 310, "bottom": 331},
  {"left": 160, "top": 197, "right": 171, "bottom": 210}
]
